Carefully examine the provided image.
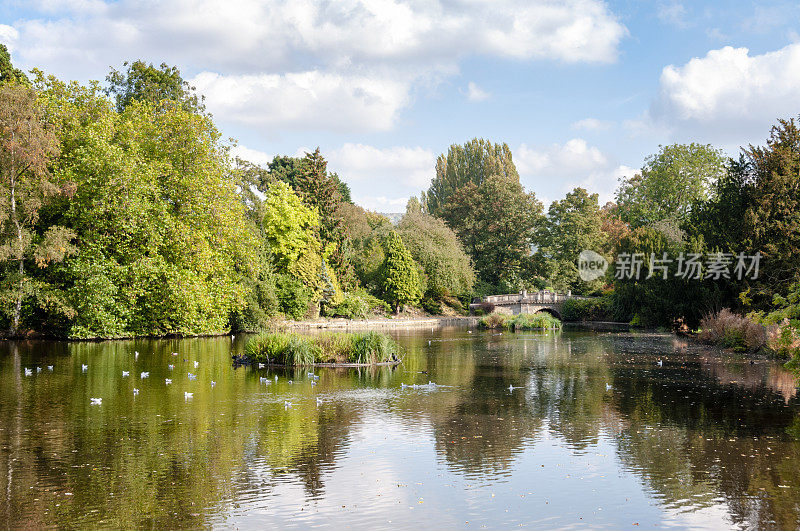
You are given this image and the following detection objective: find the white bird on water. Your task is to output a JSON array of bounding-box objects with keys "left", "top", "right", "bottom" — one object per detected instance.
[
  {"left": 82, "top": 364, "right": 88, "bottom": 372},
  {"left": 274, "top": 375, "right": 278, "bottom": 382},
  {"left": 24, "top": 368, "right": 33, "bottom": 376},
  {"left": 288, "top": 380, "right": 293, "bottom": 385},
  {"left": 47, "top": 365, "right": 53, "bottom": 371},
  {"left": 657, "top": 359, "right": 663, "bottom": 367},
  {"left": 135, "top": 351, "right": 139, "bottom": 360},
  {"left": 310, "top": 380, "right": 317, "bottom": 387},
  {"left": 184, "top": 392, "right": 193, "bottom": 400},
  {"left": 122, "top": 371, "right": 129, "bottom": 377},
  {"left": 194, "top": 361, "right": 199, "bottom": 368},
  {"left": 133, "top": 388, "right": 139, "bottom": 395},
  {"left": 36, "top": 367, "right": 41, "bottom": 373},
  {"left": 140, "top": 371, "right": 149, "bottom": 379},
  {"left": 188, "top": 373, "right": 197, "bottom": 381},
  {"left": 168, "top": 364, "right": 174, "bottom": 370},
  {"left": 605, "top": 383, "right": 613, "bottom": 391},
  {"left": 165, "top": 378, "right": 172, "bottom": 385},
  {"left": 211, "top": 380, "right": 216, "bottom": 388},
  {"left": 258, "top": 363, "right": 265, "bottom": 369},
  {"left": 90, "top": 398, "right": 102, "bottom": 405},
  {"left": 284, "top": 400, "right": 292, "bottom": 409},
  {"left": 508, "top": 384, "right": 519, "bottom": 392}
]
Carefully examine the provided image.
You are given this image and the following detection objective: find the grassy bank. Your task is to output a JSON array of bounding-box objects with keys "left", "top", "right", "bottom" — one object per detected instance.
[
  {"left": 244, "top": 331, "right": 401, "bottom": 366},
  {"left": 478, "top": 312, "right": 562, "bottom": 331}
]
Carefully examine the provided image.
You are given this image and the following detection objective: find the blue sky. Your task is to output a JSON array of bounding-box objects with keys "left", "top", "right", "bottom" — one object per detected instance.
[{"left": 2, "top": 0, "right": 800, "bottom": 210}]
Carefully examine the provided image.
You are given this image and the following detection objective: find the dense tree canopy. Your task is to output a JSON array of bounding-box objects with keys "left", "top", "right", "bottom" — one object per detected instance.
[{"left": 105, "top": 60, "right": 204, "bottom": 113}]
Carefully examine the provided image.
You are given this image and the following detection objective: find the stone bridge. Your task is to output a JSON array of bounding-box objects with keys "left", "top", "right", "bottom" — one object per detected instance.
[{"left": 470, "top": 291, "right": 589, "bottom": 319}]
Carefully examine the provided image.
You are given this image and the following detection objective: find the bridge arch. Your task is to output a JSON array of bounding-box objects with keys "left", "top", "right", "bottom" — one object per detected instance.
[{"left": 534, "top": 307, "right": 561, "bottom": 319}]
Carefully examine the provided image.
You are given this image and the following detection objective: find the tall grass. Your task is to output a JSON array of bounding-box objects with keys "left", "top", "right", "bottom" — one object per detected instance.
[
  {"left": 244, "top": 331, "right": 401, "bottom": 365},
  {"left": 699, "top": 308, "right": 767, "bottom": 352},
  {"left": 478, "top": 311, "right": 561, "bottom": 331}
]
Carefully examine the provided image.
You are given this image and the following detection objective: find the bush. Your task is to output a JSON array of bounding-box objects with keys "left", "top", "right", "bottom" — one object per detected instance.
[
  {"left": 479, "top": 312, "right": 510, "bottom": 329},
  {"left": 561, "top": 297, "right": 610, "bottom": 322},
  {"left": 244, "top": 331, "right": 400, "bottom": 365},
  {"left": 325, "top": 290, "right": 390, "bottom": 319},
  {"left": 472, "top": 301, "right": 495, "bottom": 316},
  {"left": 275, "top": 274, "right": 315, "bottom": 320}
]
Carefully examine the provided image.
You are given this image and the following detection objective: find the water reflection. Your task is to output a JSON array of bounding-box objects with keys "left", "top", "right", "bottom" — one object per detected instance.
[{"left": 1, "top": 328, "right": 799, "bottom": 527}]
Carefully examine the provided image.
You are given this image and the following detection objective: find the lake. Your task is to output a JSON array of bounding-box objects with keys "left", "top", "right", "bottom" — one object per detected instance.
[{"left": 1, "top": 326, "right": 799, "bottom": 528}]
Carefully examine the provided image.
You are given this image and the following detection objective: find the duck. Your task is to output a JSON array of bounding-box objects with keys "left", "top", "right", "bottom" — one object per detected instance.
[{"left": 187, "top": 373, "right": 197, "bottom": 381}]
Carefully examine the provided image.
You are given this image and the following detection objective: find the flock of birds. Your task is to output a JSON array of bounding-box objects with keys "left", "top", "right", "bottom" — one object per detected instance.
[{"left": 23, "top": 345, "right": 667, "bottom": 406}]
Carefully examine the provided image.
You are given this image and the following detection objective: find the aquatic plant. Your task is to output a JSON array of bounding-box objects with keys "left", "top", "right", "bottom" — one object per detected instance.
[
  {"left": 478, "top": 312, "right": 510, "bottom": 329},
  {"left": 244, "top": 331, "right": 400, "bottom": 365},
  {"left": 510, "top": 313, "right": 562, "bottom": 331}
]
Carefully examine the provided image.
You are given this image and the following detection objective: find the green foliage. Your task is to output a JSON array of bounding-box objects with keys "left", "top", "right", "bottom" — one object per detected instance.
[
  {"left": 562, "top": 297, "right": 612, "bottom": 322},
  {"left": 245, "top": 331, "right": 400, "bottom": 365},
  {"left": 0, "top": 84, "right": 75, "bottom": 334},
  {"left": 426, "top": 138, "right": 519, "bottom": 216},
  {"left": 510, "top": 312, "right": 562, "bottom": 331},
  {"left": 538, "top": 188, "right": 606, "bottom": 294},
  {"left": 479, "top": 311, "right": 561, "bottom": 330},
  {"left": 275, "top": 274, "right": 315, "bottom": 320},
  {"left": 325, "top": 290, "right": 389, "bottom": 319},
  {"left": 397, "top": 211, "right": 474, "bottom": 300},
  {"left": 439, "top": 174, "right": 542, "bottom": 287},
  {"left": 0, "top": 45, "right": 29, "bottom": 85},
  {"left": 105, "top": 60, "right": 204, "bottom": 113},
  {"left": 378, "top": 231, "right": 422, "bottom": 312},
  {"left": 616, "top": 143, "right": 726, "bottom": 229}
]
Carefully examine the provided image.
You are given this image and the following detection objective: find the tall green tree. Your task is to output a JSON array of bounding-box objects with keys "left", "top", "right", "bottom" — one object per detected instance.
[
  {"left": 538, "top": 188, "right": 606, "bottom": 293},
  {"left": 616, "top": 143, "right": 726, "bottom": 229},
  {"left": 397, "top": 210, "right": 474, "bottom": 300},
  {"left": 425, "top": 138, "right": 518, "bottom": 216},
  {"left": 105, "top": 60, "right": 204, "bottom": 113},
  {"left": 0, "top": 84, "right": 75, "bottom": 334},
  {"left": 0, "top": 45, "right": 28, "bottom": 85},
  {"left": 379, "top": 231, "right": 422, "bottom": 313},
  {"left": 440, "top": 174, "right": 542, "bottom": 289}
]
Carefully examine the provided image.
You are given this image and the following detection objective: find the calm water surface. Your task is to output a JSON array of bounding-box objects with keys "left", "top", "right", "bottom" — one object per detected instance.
[{"left": 2, "top": 327, "right": 799, "bottom": 529}]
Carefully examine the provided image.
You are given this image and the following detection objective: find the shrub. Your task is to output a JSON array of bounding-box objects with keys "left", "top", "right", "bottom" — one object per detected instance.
[
  {"left": 479, "top": 312, "right": 510, "bottom": 330},
  {"left": 325, "top": 290, "right": 391, "bottom": 319},
  {"left": 472, "top": 301, "right": 495, "bottom": 316},
  {"left": 244, "top": 331, "right": 400, "bottom": 365},
  {"left": 561, "top": 297, "right": 610, "bottom": 322}
]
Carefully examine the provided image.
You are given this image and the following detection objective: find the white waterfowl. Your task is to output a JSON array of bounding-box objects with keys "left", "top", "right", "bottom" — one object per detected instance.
[
  {"left": 82, "top": 364, "right": 88, "bottom": 371},
  {"left": 133, "top": 388, "right": 139, "bottom": 395},
  {"left": 605, "top": 383, "right": 613, "bottom": 391},
  {"left": 657, "top": 359, "right": 663, "bottom": 367},
  {"left": 47, "top": 365, "right": 53, "bottom": 371},
  {"left": 165, "top": 378, "right": 172, "bottom": 385},
  {"left": 168, "top": 364, "right": 174, "bottom": 370},
  {"left": 316, "top": 397, "right": 323, "bottom": 406},
  {"left": 211, "top": 380, "right": 216, "bottom": 387},
  {"left": 122, "top": 371, "right": 129, "bottom": 377},
  {"left": 90, "top": 398, "right": 102, "bottom": 405},
  {"left": 184, "top": 392, "right": 193, "bottom": 399},
  {"left": 36, "top": 367, "right": 41, "bottom": 373},
  {"left": 258, "top": 363, "right": 265, "bottom": 369},
  {"left": 187, "top": 373, "right": 197, "bottom": 381},
  {"left": 24, "top": 368, "right": 33, "bottom": 376},
  {"left": 194, "top": 361, "right": 199, "bottom": 368},
  {"left": 140, "top": 371, "right": 149, "bottom": 378},
  {"left": 284, "top": 400, "right": 292, "bottom": 409}
]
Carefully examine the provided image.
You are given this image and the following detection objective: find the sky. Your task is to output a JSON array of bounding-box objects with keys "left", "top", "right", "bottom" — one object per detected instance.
[{"left": 2, "top": 0, "right": 800, "bottom": 211}]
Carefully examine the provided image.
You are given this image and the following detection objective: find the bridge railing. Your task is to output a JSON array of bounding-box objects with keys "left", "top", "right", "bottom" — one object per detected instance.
[{"left": 481, "top": 292, "right": 589, "bottom": 305}]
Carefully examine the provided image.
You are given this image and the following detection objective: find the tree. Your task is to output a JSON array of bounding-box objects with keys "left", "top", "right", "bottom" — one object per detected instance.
[
  {"left": 425, "top": 138, "right": 518, "bottom": 216},
  {"left": 616, "top": 143, "right": 726, "bottom": 229},
  {"left": 538, "top": 188, "right": 606, "bottom": 293},
  {"left": 0, "top": 45, "right": 28, "bottom": 85},
  {"left": 397, "top": 211, "right": 475, "bottom": 300},
  {"left": 440, "top": 174, "right": 542, "bottom": 289},
  {"left": 740, "top": 117, "right": 800, "bottom": 303},
  {"left": 0, "top": 84, "right": 74, "bottom": 334},
  {"left": 379, "top": 231, "right": 422, "bottom": 313},
  {"left": 105, "top": 60, "right": 204, "bottom": 113}
]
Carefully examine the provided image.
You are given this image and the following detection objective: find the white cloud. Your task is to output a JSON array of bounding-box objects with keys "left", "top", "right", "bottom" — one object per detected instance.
[
  {"left": 515, "top": 138, "right": 629, "bottom": 204},
  {"left": 327, "top": 143, "right": 435, "bottom": 188},
  {"left": 466, "top": 81, "right": 490, "bottom": 102},
  {"left": 571, "top": 118, "right": 612, "bottom": 131},
  {"left": 231, "top": 145, "right": 273, "bottom": 166},
  {"left": 191, "top": 70, "right": 410, "bottom": 132},
  {"left": 6, "top": 0, "right": 627, "bottom": 132},
  {"left": 649, "top": 43, "right": 800, "bottom": 144},
  {"left": 353, "top": 195, "right": 410, "bottom": 212},
  {"left": 0, "top": 25, "right": 19, "bottom": 50},
  {"left": 657, "top": 1, "right": 688, "bottom": 28}
]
